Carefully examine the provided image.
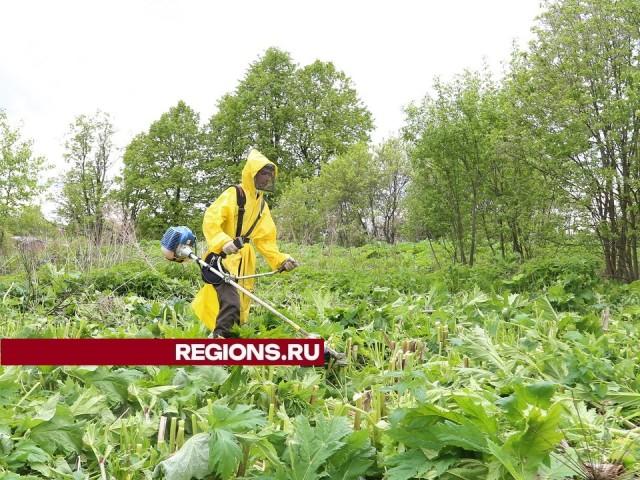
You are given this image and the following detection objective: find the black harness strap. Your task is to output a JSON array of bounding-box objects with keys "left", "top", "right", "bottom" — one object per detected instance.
[
  {"left": 234, "top": 185, "right": 265, "bottom": 242},
  {"left": 233, "top": 185, "right": 246, "bottom": 239}
]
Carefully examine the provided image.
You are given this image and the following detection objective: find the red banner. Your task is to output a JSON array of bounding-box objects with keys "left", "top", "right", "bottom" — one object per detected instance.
[{"left": 0, "top": 338, "right": 325, "bottom": 366}]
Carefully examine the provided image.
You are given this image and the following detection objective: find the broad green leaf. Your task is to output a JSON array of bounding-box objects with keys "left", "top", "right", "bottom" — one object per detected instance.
[
  {"left": 465, "top": 291, "right": 489, "bottom": 306},
  {"left": 288, "top": 414, "right": 351, "bottom": 480},
  {"left": 82, "top": 422, "right": 101, "bottom": 452},
  {"left": 53, "top": 457, "right": 75, "bottom": 475},
  {"left": 538, "top": 452, "right": 582, "bottom": 479},
  {"left": 69, "top": 387, "right": 108, "bottom": 416},
  {"left": 452, "top": 393, "right": 499, "bottom": 436},
  {"left": 384, "top": 449, "right": 435, "bottom": 480},
  {"left": 437, "top": 459, "right": 487, "bottom": 479},
  {"left": 505, "top": 403, "right": 564, "bottom": 468},
  {"left": 154, "top": 432, "right": 212, "bottom": 480},
  {"left": 209, "top": 403, "right": 266, "bottom": 431},
  {"left": 383, "top": 416, "right": 443, "bottom": 451},
  {"left": 30, "top": 413, "right": 84, "bottom": 454},
  {"left": 429, "top": 421, "right": 489, "bottom": 453},
  {"left": 5, "top": 439, "right": 50, "bottom": 469},
  {"left": 326, "top": 429, "right": 375, "bottom": 480},
  {"left": 146, "top": 385, "right": 180, "bottom": 396},
  {"left": 486, "top": 457, "right": 506, "bottom": 480},
  {"left": 547, "top": 284, "right": 566, "bottom": 302},
  {"left": 496, "top": 394, "right": 527, "bottom": 423},
  {"left": 241, "top": 433, "right": 283, "bottom": 469},
  {"left": 412, "top": 403, "right": 467, "bottom": 425},
  {"left": 487, "top": 439, "right": 527, "bottom": 480},
  {"left": 218, "top": 365, "right": 247, "bottom": 396},
  {"left": 0, "top": 474, "right": 43, "bottom": 480},
  {"left": 76, "top": 367, "right": 144, "bottom": 404},
  {"left": 433, "top": 455, "right": 464, "bottom": 477},
  {"left": 34, "top": 393, "right": 61, "bottom": 422},
  {"left": 209, "top": 429, "right": 243, "bottom": 480},
  {"left": 31, "top": 461, "right": 69, "bottom": 478},
  {"left": 0, "top": 428, "right": 13, "bottom": 456},
  {"left": 498, "top": 382, "right": 558, "bottom": 425},
  {"left": 459, "top": 326, "right": 510, "bottom": 373},
  {"left": 386, "top": 403, "right": 488, "bottom": 453},
  {"left": 521, "top": 382, "right": 556, "bottom": 409},
  {"left": 0, "top": 373, "right": 20, "bottom": 405},
  {"left": 25, "top": 456, "right": 78, "bottom": 479},
  {"left": 534, "top": 297, "right": 558, "bottom": 322}
]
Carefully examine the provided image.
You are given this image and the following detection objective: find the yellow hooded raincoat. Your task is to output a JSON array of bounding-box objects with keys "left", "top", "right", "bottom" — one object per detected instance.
[{"left": 192, "top": 150, "right": 290, "bottom": 330}]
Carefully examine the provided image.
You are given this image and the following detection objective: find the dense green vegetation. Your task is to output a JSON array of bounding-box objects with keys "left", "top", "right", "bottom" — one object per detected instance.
[
  {"left": 1, "top": 238, "right": 639, "bottom": 479},
  {"left": 2, "top": 0, "right": 640, "bottom": 478},
  {"left": 4, "top": 0, "right": 640, "bottom": 281}
]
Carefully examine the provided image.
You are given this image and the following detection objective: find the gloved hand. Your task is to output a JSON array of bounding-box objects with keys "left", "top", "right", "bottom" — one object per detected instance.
[
  {"left": 281, "top": 257, "right": 299, "bottom": 272},
  {"left": 222, "top": 240, "right": 239, "bottom": 255}
]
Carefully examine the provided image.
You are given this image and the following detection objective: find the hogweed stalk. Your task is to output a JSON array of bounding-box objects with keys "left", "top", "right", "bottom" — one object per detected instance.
[
  {"left": 353, "top": 392, "right": 364, "bottom": 430},
  {"left": 176, "top": 419, "right": 185, "bottom": 451},
  {"left": 157, "top": 416, "right": 167, "bottom": 450},
  {"left": 168, "top": 417, "right": 177, "bottom": 453},
  {"left": 268, "top": 402, "right": 276, "bottom": 425}
]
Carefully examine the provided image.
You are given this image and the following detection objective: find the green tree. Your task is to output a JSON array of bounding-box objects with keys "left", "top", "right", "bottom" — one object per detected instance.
[
  {"left": 275, "top": 144, "right": 378, "bottom": 246},
  {"left": 286, "top": 59, "right": 374, "bottom": 177},
  {"left": 404, "top": 66, "right": 566, "bottom": 264},
  {"left": 207, "top": 47, "right": 373, "bottom": 194},
  {"left": 405, "top": 67, "right": 559, "bottom": 265},
  {"left": 272, "top": 176, "right": 325, "bottom": 244},
  {"left": 405, "top": 70, "right": 496, "bottom": 265},
  {"left": 317, "top": 144, "right": 377, "bottom": 246},
  {"left": 511, "top": 0, "right": 640, "bottom": 281},
  {"left": 0, "top": 109, "right": 49, "bottom": 245},
  {"left": 207, "top": 48, "right": 296, "bottom": 175},
  {"left": 118, "top": 101, "right": 209, "bottom": 238},
  {"left": 57, "top": 111, "right": 116, "bottom": 242},
  {"left": 276, "top": 141, "right": 411, "bottom": 246},
  {"left": 116, "top": 133, "right": 147, "bottom": 227},
  {"left": 4, "top": 205, "right": 57, "bottom": 238},
  {"left": 372, "top": 137, "right": 412, "bottom": 243},
  {"left": 492, "top": 79, "right": 571, "bottom": 259}
]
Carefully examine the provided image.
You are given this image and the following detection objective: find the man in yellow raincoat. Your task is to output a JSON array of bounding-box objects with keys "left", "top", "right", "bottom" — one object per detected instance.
[{"left": 192, "top": 149, "right": 298, "bottom": 337}]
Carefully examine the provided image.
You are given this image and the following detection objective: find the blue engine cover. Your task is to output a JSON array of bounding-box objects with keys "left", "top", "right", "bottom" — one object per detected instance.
[{"left": 161, "top": 226, "right": 197, "bottom": 251}]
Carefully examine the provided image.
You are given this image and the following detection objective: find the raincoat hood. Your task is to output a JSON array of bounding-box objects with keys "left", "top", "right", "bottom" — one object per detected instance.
[{"left": 241, "top": 149, "right": 278, "bottom": 195}]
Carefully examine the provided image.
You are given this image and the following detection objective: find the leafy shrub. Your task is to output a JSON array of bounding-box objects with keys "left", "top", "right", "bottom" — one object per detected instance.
[
  {"left": 503, "top": 255, "right": 603, "bottom": 311},
  {"left": 87, "top": 261, "right": 194, "bottom": 299},
  {"left": 505, "top": 255, "right": 601, "bottom": 293}
]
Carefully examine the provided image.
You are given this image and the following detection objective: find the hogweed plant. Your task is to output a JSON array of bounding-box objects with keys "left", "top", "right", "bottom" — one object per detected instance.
[{"left": 541, "top": 397, "right": 640, "bottom": 480}]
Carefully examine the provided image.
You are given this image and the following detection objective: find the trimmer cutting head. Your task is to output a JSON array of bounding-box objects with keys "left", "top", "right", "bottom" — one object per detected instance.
[{"left": 324, "top": 348, "right": 349, "bottom": 368}]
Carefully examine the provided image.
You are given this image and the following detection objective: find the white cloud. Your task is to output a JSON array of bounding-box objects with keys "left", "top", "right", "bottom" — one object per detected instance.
[{"left": 0, "top": 0, "right": 541, "bottom": 173}]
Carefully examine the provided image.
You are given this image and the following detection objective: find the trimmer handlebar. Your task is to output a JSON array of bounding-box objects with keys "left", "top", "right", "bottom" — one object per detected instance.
[
  {"left": 162, "top": 227, "right": 280, "bottom": 277},
  {"left": 219, "top": 236, "right": 245, "bottom": 259}
]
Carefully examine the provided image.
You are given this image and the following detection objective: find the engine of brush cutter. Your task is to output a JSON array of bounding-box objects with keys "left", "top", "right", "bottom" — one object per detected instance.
[{"left": 161, "top": 226, "right": 197, "bottom": 262}]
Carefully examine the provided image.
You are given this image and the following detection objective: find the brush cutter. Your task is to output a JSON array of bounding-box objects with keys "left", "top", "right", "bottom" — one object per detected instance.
[{"left": 160, "top": 226, "right": 348, "bottom": 367}]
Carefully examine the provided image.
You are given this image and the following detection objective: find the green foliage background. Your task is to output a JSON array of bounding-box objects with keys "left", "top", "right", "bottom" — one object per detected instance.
[
  {"left": 1, "top": 237, "right": 639, "bottom": 478},
  {"left": 2, "top": 0, "right": 640, "bottom": 478}
]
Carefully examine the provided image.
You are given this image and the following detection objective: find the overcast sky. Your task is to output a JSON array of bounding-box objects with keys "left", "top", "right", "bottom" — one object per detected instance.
[{"left": 0, "top": 0, "right": 542, "bottom": 174}]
